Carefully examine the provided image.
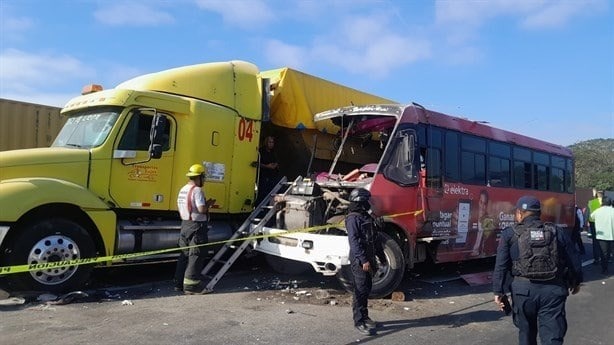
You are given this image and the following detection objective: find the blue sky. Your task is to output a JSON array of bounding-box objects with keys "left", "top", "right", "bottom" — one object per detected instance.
[{"left": 1, "top": 0, "right": 612, "bottom": 146}]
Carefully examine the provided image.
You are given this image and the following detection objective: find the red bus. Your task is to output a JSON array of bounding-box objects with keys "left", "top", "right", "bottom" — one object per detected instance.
[{"left": 256, "top": 103, "right": 575, "bottom": 297}]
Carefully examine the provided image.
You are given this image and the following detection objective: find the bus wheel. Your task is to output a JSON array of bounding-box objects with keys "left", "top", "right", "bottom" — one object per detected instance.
[
  {"left": 6, "top": 218, "right": 95, "bottom": 293},
  {"left": 265, "top": 254, "right": 311, "bottom": 275},
  {"left": 336, "top": 232, "right": 405, "bottom": 298}
]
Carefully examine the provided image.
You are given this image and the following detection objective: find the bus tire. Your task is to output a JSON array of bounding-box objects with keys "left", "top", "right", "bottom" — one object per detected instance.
[
  {"left": 336, "top": 232, "right": 405, "bottom": 298},
  {"left": 265, "top": 254, "right": 311, "bottom": 275},
  {"left": 5, "top": 218, "right": 96, "bottom": 293}
]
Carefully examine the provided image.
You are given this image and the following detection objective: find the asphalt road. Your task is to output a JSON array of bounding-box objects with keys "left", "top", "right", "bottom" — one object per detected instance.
[{"left": 0, "top": 235, "right": 612, "bottom": 345}]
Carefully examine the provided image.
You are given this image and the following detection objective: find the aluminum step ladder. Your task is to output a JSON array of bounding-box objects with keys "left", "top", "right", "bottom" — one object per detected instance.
[{"left": 200, "top": 176, "right": 297, "bottom": 292}]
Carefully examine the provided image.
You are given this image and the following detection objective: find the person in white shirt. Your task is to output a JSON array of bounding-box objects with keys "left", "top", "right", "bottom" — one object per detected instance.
[
  {"left": 174, "top": 163, "right": 215, "bottom": 294},
  {"left": 593, "top": 197, "right": 614, "bottom": 275}
]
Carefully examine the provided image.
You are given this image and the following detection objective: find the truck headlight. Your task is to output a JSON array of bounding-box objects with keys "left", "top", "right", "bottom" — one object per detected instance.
[{"left": 301, "top": 240, "right": 314, "bottom": 249}]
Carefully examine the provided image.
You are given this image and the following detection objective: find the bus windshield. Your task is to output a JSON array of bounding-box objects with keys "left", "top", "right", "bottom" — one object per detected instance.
[{"left": 52, "top": 107, "right": 121, "bottom": 148}]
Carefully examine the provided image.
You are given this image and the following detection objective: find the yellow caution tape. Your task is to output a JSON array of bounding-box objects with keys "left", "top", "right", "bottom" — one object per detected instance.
[
  {"left": 382, "top": 210, "right": 423, "bottom": 220},
  {"left": 0, "top": 209, "right": 423, "bottom": 276}
]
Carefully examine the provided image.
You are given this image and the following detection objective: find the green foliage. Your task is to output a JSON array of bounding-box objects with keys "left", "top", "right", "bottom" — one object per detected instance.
[{"left": 569, "top": 138, "right": 614, "bottom": 190}]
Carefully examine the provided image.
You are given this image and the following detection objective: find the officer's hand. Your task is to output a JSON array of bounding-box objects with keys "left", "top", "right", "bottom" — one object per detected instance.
[
  {"left": 570, "top": 285, "right": 581, "bottom": 295},
  {"left": 494, "top": 295, "right": 505, "bottom": 311},
  {"left": 362, "top": 262, "right": 371, "bottom": 272}
]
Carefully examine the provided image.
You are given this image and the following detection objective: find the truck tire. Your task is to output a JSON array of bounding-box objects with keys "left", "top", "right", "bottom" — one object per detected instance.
[
  {"left": 265, "top": 254, "right": 311, "bottom": 275},
  {"left": 6, "top": 218, "right": 96, "bottom": 293},
  {"left": 336, "top": 232, "right": 405, "bottom": 298}
]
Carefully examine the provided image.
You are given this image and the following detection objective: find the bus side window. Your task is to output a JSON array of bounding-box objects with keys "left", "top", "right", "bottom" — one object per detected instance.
[
  {"left": 426, "top": 147, "right": 442, "bottom": 188},
  {"left": 513, "top": 146, "right": 533, "bottom": 189}
]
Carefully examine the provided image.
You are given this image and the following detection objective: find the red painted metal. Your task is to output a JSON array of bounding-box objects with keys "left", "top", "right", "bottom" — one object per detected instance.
[{"left": 367, "top": 105, "right": 574, "bottom": 264}]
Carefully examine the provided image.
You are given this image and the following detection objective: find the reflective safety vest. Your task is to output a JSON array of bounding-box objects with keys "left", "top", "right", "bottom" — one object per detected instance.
[{"left": 588, "top": 198, "right": 601, "bottom": 222}]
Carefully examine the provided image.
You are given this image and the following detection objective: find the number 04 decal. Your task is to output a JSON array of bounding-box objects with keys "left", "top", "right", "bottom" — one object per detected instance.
[{"left": 238, "top": 118, "right": 254, "bottom": 142}]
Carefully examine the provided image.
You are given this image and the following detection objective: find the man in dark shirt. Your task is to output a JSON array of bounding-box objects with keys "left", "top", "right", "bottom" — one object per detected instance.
[
  {"left": 256, "top": 136, "right": 279, "bottom": 205},
  {"left": 493, "top": 196, "right": 582, "bottom": 345}
]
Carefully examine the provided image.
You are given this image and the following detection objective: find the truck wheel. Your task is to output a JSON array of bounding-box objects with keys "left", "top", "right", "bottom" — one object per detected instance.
[
  {"left": 6, "top": 218, "right": 96, "bottom": 293},
  {"left": 265, "top": 254, "right": 311, "bottom": 275},
  {"left": 336, "top": 232, "right": 405, "bottom": 298}
]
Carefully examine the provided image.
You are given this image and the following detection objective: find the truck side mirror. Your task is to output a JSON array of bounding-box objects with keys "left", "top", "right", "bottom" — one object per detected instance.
[
  {"left": 150, "top": 144, "right": 163, "bottom": 159},
  {"left": 149, "top": 114, "right": 168, "bottom": 159}
]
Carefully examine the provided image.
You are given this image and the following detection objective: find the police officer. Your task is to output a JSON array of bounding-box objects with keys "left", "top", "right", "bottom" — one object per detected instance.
[
  {"left": 174, "top": 164, "right": 215, "bottom": 294},
  {"left": 493, "top": 196, "right": 583, "bottom": 345},
  {"left": 345, "top": 188, "right": 385, "bottom": 336}
]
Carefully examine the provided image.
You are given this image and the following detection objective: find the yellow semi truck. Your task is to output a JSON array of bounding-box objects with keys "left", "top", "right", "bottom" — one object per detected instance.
[{"left": 0, "top": 60, "right": 393, "bottom": 292}]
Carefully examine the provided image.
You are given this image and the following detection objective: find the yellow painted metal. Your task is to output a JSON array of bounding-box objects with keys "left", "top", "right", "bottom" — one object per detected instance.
[
  {"left": 0, "top": 178, "right": 110, "bottom": 222},
  {"left": 0, "top": 148, "right": 89, "bottom": 186},
  {"left": 85, "top": 210, "right": 117, "bottom": 257},
  {"left": 261, "top": 68, "right": 396, "bottom": 131},
  {"left": 115, "top": 60, "right": 261, "bottom": 120}
]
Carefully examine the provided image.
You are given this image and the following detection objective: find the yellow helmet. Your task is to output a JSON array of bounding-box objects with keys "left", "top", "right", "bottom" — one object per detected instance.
[{"left": 186, "top": 163, "right": 206, "bottom": 177}]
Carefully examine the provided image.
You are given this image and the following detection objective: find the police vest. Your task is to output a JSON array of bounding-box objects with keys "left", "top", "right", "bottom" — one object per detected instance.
[{"left": 511, "top": 221, "right": 559, "bottom": 281}]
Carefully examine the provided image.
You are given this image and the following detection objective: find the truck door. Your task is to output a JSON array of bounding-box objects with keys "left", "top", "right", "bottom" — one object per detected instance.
[{"left": 109, "top": 109, "right": 175, "bottom": 210}]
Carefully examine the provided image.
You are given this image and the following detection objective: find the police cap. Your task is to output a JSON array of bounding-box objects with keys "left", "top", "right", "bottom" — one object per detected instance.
[{"left": 515, "top": 195, "right": 541, "bottom": 212}]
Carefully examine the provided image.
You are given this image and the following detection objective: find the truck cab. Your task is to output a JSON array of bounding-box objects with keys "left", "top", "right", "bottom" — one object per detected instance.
[{"left": 0, "top": 61, "right": 264, "bottom": 292}]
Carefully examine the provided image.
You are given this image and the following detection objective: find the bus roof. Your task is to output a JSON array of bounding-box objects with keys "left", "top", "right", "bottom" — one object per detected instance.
[{"left": 314, "top": 103, "right": 572, "bottom": 157}]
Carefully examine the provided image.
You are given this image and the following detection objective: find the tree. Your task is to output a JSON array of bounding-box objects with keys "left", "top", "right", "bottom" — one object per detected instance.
[{"left": 569, "top": 138, "right": 614, "bottom": 191}]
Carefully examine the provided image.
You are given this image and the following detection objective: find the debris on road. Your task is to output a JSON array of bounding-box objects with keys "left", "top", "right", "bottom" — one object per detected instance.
[
  {"left": 391, "top": 291, "right": 406, "bottom": 301},
  {"left": 0, "top": 297, "right": 26, "bottom": 306},
  {"left": 46, "top": 291, "right": 89, "bottom": 305},
  {"left": 37, "top": 294, "right": 57, "bottom": 302}
]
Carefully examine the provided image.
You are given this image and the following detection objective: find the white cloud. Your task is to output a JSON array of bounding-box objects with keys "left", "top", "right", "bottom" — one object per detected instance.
[
  {"left": 195, "top": 0, "right": 274, "bottom": 27},
  {"left": 309, "top": 14, "right": 431, "bottom": 76},
  {"left": 0, "top": 49, "right": 95, "bottom": 89},
  {"left": 521, "top": 1, "right": 605, "bottom": 29},
  {"left": 436, "top": 0, "right": 608, "bottom": 30},
  {"left": 0, "top": 49, "right": 149, "bottom": 107},
  {"left": 94, "top": 2, "right": 174, "bottom": 26},
  {"left": 0, "top": 4, "right": 34, "bottom": 42},
  {"left": 0, "top": 49, "right": 96, "bottom": 106},
  {"left": 264, "top": 40, "right": 307, "bottom": 70},
  {"left": 2, "top": 15, "right": 34, "bottom": 32},
  {"left": 101, "top": 64, "right": 146, "bottom": 89},
  {"left": 433, "top": 0, "right": 608, "bottom": 65}
]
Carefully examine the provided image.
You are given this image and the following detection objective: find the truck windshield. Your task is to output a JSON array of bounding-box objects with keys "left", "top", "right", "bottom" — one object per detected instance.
[{"left": 52, "top": 108, "right": 121, "bottom": 148}]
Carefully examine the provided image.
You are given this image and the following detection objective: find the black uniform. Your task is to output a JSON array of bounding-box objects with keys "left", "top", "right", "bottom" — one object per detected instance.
[
  {"left": 493, "top": 215, "right": 583, "bottom": 345},
  {"left": 256, "top": 146, "right": 279, "bottom": 204},
  {"left": 346, "top": 204, "right": 385, "bottom": 328}
]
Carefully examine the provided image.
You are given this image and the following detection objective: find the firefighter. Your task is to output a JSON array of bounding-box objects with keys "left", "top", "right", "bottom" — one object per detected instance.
[
  {"left": 493, "top": 196, "right": 583, "bottom": 345},
  {"left": 345, "top": 188, "right": 385, "bottom": 336},
  {"left": 174, "top": 163, "right": 215, "bottom": 294}
]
